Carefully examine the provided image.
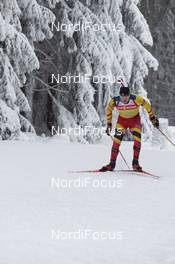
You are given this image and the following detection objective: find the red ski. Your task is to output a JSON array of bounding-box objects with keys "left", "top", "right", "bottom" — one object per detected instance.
[
  {"left": 116, "top": 169, "right": 160, "bottom": 179},
  {"left": 69, "top": 169, "right": 160, "bottom": 179},
  {"left": 69, "top": 169, "right": 101, "bottom": 173}
]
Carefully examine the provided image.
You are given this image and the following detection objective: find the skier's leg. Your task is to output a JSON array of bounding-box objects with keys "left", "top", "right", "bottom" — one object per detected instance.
[
  {"left": 100, "top": 124, "right": 126, "bottom": 172},
  {"left": 130, "top": 127, "right": 142, "bottom": 170},
  {"left": 131, "top": 127, "right": 142, "bottom": 159},
  {"left": 110, "top": 124, "right": 126, "bottom": 166}
]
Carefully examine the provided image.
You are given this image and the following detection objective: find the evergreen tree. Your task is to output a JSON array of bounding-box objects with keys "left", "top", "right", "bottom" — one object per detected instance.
[{"left": 0, "top": 0, "right": 56, "bottom": 139}]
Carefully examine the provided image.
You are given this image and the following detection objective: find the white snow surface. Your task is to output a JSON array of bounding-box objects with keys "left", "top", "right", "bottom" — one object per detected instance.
[{"left": 0, "top": 135, "right": 175, "bottom": 264}]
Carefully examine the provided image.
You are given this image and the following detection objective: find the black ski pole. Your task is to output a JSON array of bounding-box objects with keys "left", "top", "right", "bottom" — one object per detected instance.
[{"left": 157, "top": 127, "right": 175, "bottom": 148}]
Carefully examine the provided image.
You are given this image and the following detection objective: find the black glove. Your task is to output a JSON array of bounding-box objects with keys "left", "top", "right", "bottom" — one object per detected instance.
[
  {"left": 150, "top": 116, "right": 159, "bottom": 128},
  {"left": 106, "top": 123, "right": 112, "bottom": 136}
]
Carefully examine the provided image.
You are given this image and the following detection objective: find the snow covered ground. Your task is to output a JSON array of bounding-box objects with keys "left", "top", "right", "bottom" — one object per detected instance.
[{"left": 0, "top": 136, "right": 175, "bottom": 264}]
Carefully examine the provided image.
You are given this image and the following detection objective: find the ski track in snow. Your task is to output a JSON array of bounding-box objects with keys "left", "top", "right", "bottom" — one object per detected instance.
[{"left": 0, "top": 139, "right": 175, "bottom": 264}]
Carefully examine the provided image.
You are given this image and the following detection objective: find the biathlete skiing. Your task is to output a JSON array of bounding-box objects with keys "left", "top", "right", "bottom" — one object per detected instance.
[{"left": 100, "top": 86, "right": 159, "bottom": 172}]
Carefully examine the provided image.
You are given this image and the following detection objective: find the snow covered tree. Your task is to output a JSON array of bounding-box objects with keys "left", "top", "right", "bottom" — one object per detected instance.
[
  {"left": 0, "top": 0, "right": 56, "bottom": 139},
  {"left": 33, "top": 0, "right": 158, "bottom": 142}
]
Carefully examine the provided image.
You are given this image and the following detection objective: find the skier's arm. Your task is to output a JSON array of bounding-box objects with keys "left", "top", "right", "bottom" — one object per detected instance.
[
  {"left": 106, "top": 98, "right": 115, "bottom": 124},
  {"left": 135, "top": 96, "right": 154, "bottom": 118},
  {"left": 105, "top": 98, "right": 115, "bottom": 135},
  {"left": 135, "top": 96, "right": 159, "bottom": 128}
]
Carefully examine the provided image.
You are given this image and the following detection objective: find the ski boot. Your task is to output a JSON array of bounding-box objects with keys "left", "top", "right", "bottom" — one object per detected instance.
[
  {"left": 132, "top": 159, "right": 142, "bottom": 172},
  {"left": 99, "top": 161, "right": 115, "bottom": 172}
]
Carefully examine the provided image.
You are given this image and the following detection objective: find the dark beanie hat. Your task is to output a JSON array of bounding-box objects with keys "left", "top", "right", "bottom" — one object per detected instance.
[{"left": 119, "top": 86, "right": 130, "bottom": 96}]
